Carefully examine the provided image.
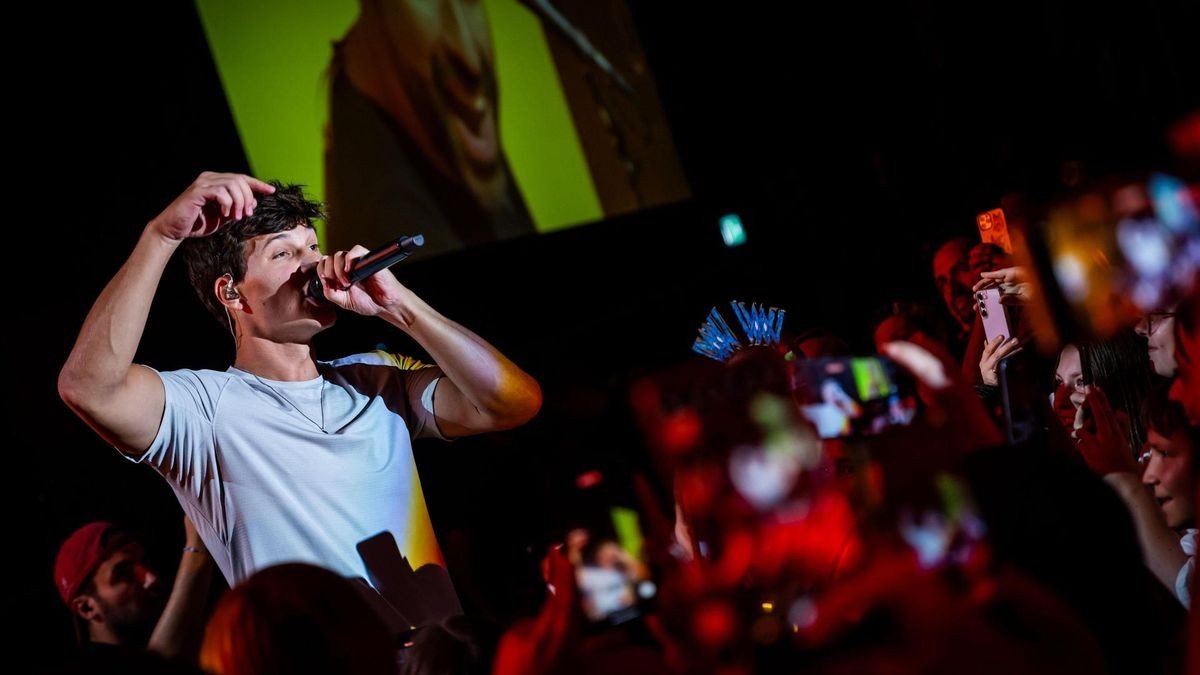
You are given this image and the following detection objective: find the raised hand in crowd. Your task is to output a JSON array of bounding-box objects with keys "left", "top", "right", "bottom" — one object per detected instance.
[
  {"left": 1073, "top": 386, "right": 1139, "bottom": 477},
  {"left": 973, "top": 266, "right": 1035, "bottom": 304},
  {"left": 978, "top": 335, "right": 1023, "bottom": 387}
]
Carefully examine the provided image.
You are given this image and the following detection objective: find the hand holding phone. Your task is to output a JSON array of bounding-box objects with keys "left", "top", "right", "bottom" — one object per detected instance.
[
  {"left": 494, "top": 546, "right": 579, "bottom": 675},
  {"left": 972, "top": 266, "right": 1034, "bottom": 300},
  {"left": 979, "top": 334, "right": 1022, "bottom": 386},
  {"left": 976, "top": 288, "right": 1013, "bottom": 344}
]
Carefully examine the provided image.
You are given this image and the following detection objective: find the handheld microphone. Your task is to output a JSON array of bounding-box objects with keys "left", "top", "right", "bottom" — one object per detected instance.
[{"left": 306, "top": 234, "right": 425, "bottom": 301}]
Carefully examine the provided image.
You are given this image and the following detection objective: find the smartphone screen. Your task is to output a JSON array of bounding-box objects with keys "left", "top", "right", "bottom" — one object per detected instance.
[
  {"left": 788, "top": 357, "right": 918, "bottom": 439},
  {"left": 567, "top": 506, "right": 657, "bottom": 627}
]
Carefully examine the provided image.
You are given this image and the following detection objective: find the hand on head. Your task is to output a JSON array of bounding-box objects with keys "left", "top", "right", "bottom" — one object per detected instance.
[{"left": 150, "top": 172, "right": 276, "bottom": 243}]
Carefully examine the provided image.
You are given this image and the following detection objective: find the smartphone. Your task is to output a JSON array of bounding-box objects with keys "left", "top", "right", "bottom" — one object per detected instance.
[
  {"left": 976, "top": 287, "right": 1013, "bottom": 343},
  {"left": 567, "top": 506, "right": 657, "bottom": 628},
  {"left": 355, "top": 531, "right": 462, "bottom": 630},
  {"left": 998, "top": 352, "right": 1045, "bottom": 444},
  {"left": 788, "top": 356, "right": 918, "bottom": 439},
  {"left": 976, "top": 208, "right": 1014, "bottom": 254}
]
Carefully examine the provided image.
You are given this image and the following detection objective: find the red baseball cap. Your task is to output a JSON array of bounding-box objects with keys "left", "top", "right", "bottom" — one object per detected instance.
[{"left": 54, "top": 522, "right": 119, "bottom": 605}]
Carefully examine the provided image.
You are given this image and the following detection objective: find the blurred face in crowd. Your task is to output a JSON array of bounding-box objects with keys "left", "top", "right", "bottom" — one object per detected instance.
[
  {"left": 1134, "top": 309, "right": 1178, "bottom": 378},
  {"left": 1142, "top": 429, "right": 1195, "bottom": 529},
  {"left": 932, "top": 239, "right": 975, "bottom": 330},
  {"left": 1053, "top": 344, "right": 1087, "bottom": 430}
]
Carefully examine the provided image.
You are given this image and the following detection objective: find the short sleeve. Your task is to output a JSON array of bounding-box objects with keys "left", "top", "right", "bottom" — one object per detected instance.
[
  {"left": 403, "top": 367, "right": 445, "bottom": 441},
  {"left": 132, "top": 367, "right": 226, "bottom": 500},
  {"left": 1175, "top": 555, "right": 1194, "bottom": 609}
]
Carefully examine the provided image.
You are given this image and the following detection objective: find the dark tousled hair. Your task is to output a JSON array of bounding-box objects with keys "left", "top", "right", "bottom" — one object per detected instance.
[{"left": 1079, "top": 329, "right": 1154, "bottom": 456}]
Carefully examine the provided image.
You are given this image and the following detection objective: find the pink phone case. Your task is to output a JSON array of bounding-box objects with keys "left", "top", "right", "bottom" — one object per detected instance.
[{"left": 976, "top": 288, "right": 1012, "bottom": 343}]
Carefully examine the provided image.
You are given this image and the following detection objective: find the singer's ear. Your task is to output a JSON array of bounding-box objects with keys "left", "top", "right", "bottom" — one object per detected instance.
[{"left": 215, "top": 273, "right": 241, "bottom": 308}]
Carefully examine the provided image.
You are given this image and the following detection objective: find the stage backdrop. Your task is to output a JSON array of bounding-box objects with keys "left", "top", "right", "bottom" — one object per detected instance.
[{"left": 194, "top": 0, "right": 690, "bottom": 256}]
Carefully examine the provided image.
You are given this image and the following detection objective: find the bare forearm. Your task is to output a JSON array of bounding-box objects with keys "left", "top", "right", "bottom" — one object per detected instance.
[
  {"left": 1105, "top": 472, "right": 1189, "bottom": 593},
  {"left": 147, "top": 551, "right": 214, "bottom": 662},
  {"left": 59, "top": 227, "right": 178, "bottom": 400},
  {"left": 381, "top": 290, "right": 541, "bottom": 426}
]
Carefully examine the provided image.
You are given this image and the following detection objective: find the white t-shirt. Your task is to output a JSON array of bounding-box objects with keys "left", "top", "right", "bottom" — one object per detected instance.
[
  {"left": 130, "top": 351, "right": 445, "bottom": 587},
  {"left": 1177, "top": 528, "right": 1196, "bottom": 609}
]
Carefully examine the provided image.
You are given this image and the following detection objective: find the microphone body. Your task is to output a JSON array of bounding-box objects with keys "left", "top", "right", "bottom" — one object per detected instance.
[{"left": 307, "top": 234, "right": 425, "bottom": 301}]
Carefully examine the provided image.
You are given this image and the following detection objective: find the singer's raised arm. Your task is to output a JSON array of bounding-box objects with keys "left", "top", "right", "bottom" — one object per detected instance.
[
  {"left": 314, "top": 245, "right": 542, "bottom": 437},
  {"left": 58, "top": 173, "right": 274, "bottom": 456},
  {"left": 56, "top": 171, "right": 536, "bottom": 610}
]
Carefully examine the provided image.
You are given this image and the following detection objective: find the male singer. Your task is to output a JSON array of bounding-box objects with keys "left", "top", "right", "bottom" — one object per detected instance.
[{"left": 59, "top": 172, "right": 541, "bottom": 611}]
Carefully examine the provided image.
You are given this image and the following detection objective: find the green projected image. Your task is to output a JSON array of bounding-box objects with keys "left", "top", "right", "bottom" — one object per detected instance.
[{"left": 195, "top": 0, "right": 689, "bottom": 257}]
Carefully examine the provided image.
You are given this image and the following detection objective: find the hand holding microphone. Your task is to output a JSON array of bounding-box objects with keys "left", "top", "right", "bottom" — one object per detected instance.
[{"left": 307, "top": 234, "right": 424, "bottom": 302}]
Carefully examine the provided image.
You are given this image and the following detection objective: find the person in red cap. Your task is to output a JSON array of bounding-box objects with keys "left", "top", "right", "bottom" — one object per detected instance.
[{"left": 55, "top": 516, "right": 213, "bottom": 667}]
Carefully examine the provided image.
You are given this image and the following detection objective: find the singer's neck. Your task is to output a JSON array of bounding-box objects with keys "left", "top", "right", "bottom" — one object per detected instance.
[{"left": 233, "top": 339, "right": 320, "bottom": 381}]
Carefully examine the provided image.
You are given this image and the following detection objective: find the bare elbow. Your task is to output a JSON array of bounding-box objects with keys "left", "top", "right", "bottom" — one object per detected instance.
[
  {"left": 494, "top": 378, "right": 543, "bottom": 430},
  {"left": 514, "top": 378, "right": 543, "bottom": 425},
  {"left": 57, "top": 366, "right": 87, "bottom": 411},
  {"left": 57, "top": 363, "right": 112, "bottom": 417}
]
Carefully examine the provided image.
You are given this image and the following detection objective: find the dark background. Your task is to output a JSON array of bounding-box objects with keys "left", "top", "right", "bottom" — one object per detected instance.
[{"left": 17, "top": 0, "right": 1197, "bottom": 652}]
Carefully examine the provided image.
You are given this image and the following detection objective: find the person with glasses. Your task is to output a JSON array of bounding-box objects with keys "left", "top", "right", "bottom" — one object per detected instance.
[
  {"left": 1076, "top": 388, "right": 1195, "bottom": 609},
  {"left": 1134, "top": 308, "right": 1178, "bottom": 378}
]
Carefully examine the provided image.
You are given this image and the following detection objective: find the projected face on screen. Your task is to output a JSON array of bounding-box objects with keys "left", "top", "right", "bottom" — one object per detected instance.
[
  {"left": 330, "top": 0, "right": 534, "bottom": 254},
  {"left": 196, "top": 0, "right": 691, "bottom": 258},
  {"left": 366, "top": 0, "right": 502, "bottom": 207}
]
